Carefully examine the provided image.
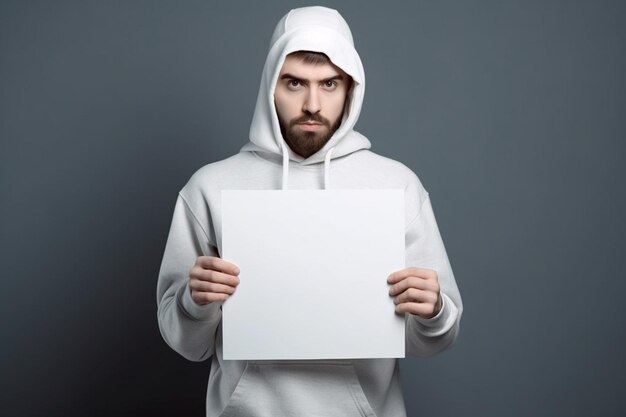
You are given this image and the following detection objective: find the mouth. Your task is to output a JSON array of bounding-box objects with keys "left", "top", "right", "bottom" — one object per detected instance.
[{"left": 297, "top": 121, "right": 324, "bottom": 130}]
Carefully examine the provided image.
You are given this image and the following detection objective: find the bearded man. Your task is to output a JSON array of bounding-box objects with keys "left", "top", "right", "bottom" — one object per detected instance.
[{"left": 157, "top": 6, "right": 462, "bottom": 417}]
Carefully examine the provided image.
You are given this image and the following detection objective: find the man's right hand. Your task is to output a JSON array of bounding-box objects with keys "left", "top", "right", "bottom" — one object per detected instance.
[{"left": 189, "top": 256, "right": 240, "bottom": 305}]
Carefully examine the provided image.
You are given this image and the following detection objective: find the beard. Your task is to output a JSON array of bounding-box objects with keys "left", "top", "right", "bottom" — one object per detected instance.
[{"left": 279, "top": 112, "right": 343, "bottom": 158}]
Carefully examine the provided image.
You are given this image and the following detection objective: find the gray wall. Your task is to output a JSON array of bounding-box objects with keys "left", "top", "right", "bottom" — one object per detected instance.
[{"left": 1, "top": 1, "right": 624, "bottom": 416}]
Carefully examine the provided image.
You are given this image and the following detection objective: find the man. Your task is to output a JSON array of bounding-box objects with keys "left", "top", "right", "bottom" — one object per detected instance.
[{"left": 157, "top": 6, "right": 462, "bottom": 417}]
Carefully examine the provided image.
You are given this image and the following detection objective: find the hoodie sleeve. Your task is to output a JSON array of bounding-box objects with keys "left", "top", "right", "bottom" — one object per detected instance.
[
  {"left": 156, "top": 194, "right": 221, "bottom": 362},
  {"left": 404, "top": 195, "right": 463, "bottom": 357}
]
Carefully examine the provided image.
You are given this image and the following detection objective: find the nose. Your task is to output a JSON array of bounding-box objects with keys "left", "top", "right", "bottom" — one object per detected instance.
[{"left": 303, "top": 88, "right": 321, "bottom": 114}]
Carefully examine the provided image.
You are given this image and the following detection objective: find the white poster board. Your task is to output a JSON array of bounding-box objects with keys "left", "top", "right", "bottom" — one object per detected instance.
[{"left": 221, "top": 190, "right": 405, "bottom": 360}]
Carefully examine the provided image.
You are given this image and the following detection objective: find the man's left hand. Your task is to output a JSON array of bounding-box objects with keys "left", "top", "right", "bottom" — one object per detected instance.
[{"left": 388, "top": 267, "right": 442, "bottom": 319}]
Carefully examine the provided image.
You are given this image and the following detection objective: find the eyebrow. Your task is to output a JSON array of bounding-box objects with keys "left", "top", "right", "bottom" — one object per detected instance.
[{"left": 279, "top": 73, "right": 344, "bottom": 84}]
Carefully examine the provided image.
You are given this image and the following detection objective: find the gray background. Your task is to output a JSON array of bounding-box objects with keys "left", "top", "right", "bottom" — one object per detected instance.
[{"left": 1, "top": 0, "right": 624, "bottom": 416}]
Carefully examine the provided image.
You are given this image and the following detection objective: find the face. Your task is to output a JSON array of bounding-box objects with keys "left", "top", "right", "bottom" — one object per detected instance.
[{"left": 274, "top": 54, "right": 351, "bottom": 158}]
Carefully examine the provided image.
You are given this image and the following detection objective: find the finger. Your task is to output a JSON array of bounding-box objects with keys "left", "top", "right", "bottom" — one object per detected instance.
[
  {"left": 388, "top": 276, "right": 437, "bottom": 296},
  {"left": 395, "top": 302, "right": 437, "bottom": 318},
  {"left": 190, "top": 267, "right": 240, "bottom": 287},
  {"left": 393, "top": 288, "right": 438, "bottom": 305},
  {"left": 197, "top": 256, "right": 240, "bottom": 275},
  {"left": 191, "top": 290, "right": 229, "bottom": 305},
  {"left": 387, "top": 267, "right": 436, "bottom": 284},
  {"left": 189, "top": 279, "right": 237, "bottom": 295}
]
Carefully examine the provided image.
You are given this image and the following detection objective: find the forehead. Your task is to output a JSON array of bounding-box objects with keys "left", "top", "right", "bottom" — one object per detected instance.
[{"left": 278, "top": 55, "right": 347, "bottom": 80}]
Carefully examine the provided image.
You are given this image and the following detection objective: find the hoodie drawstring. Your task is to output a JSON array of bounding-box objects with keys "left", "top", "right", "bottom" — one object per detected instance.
[
  {"left": 280, "top": 142, "right": 290, "bottom": 190},
  {"left": 323, "top": 147, "right": 334, "bottom": 190},
  {"left": 280, "top": 145, "right": 336, "bottom": 190}
]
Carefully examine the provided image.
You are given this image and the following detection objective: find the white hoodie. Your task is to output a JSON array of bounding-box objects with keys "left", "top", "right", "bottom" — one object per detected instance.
[{"left": 157, "top": 6, "right": 462, "bottom": 417}]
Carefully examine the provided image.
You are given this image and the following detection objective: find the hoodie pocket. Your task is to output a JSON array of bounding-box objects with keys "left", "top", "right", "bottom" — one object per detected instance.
[{"left": 219, "top": 361, "right": 377, "bottom": 417}]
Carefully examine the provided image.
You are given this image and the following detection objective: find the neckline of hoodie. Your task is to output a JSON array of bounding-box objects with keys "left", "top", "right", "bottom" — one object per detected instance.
[{"left": 249, "top": 150, "right": 352, "bottom": 171}]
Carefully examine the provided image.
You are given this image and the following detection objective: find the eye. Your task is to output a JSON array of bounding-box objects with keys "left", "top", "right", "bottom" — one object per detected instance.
[
  {"left": 322, "top": 80, "right": 338, "bottom": 91},
  {"left": 286, "top": 79, "right": 302, "bottom": 90}
]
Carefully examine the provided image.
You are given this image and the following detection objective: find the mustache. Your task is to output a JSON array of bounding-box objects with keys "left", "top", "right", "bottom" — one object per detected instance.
[{"left": 290, "top": 113, "right": 330, "bottom": 127}]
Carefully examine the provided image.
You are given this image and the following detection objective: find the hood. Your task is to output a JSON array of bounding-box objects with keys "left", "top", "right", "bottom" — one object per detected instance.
[{"left": 241, "top": 6, "right": 371, "bottom": 171}]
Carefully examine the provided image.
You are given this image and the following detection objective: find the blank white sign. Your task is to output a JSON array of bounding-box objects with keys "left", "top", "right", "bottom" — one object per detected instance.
[{"left": 221, "top": 190, "right": 405, "bottom": 360}]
